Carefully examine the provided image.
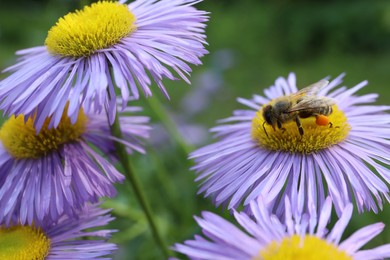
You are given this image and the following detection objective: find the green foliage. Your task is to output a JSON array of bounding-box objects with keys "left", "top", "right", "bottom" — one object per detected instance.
[{"left": 0, "top": 0, "right": 390, "bottom": 259}]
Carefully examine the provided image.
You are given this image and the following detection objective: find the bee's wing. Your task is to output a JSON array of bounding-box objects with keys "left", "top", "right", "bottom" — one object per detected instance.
[
  {"left": 291, "top": 79, "right": 329, "bottom": 99},
  {"left": 286, "top": 96, "right": 335, "bottom": 113}
]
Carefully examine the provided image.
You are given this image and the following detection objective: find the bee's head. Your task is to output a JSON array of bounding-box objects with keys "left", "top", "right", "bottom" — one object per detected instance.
[{"left": 262, "top": 105, "right": 275, "bottom": 126}]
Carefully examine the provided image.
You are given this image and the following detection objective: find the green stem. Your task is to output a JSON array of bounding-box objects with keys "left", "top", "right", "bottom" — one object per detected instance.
[
  {"left": 110, "top": 112, "right": 170, "bottom": 258},
  {"left": 147, "top": 96, "right": 193, "bottom": 156}
]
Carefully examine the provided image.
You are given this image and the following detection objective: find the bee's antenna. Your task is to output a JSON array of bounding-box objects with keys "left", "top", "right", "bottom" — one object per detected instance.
[{"left": 262, "top": 121, "right": 269, "bottom": 138}]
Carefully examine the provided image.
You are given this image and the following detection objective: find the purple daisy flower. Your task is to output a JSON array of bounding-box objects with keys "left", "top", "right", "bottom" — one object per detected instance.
[
  {"left": 191, "top": 73, "right": 390, "bottom": 216},
  {"left": 0, "top": 0, "right": 208, "bottom": 131},
  {"left": 1, "top": 204, "right": 117, "bottom": 259},
  {"left": 0, "top": 104, "right": 151, "bottom": 226},
  {"left": 174, "top": 196, "right": 390, "bottom": 260}
]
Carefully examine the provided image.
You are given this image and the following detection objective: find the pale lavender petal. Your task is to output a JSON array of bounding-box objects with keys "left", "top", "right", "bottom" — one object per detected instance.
[
  {"left": 339, "top": 223, "right": 385, "bottom": 254},
  {"left": 353, "top": 245, "right": 390, "bottom": 260}
]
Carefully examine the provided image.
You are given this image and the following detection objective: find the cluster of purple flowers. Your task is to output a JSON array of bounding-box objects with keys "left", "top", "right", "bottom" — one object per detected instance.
[
  {"left": 174, "top": 73, "right": 390, "bottom": 259},
  {"left": 0, "top": 0, "right": 208, "bottom": 258}
]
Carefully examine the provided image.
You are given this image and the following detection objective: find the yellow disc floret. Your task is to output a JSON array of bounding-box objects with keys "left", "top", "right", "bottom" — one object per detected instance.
[
  {"left": 0, "top": 225, "right": 51, "bottom": 260},
  {"left": 0, "top": 107, "right": 87, "bottom": 159},
  {"left": 45, "top": 1, "right": 137, "bottom": 57},
  {"left": 255, "top": 235, "right": 352, "bottom": 260},
  {"left": 252, "top": 105, "right": 350, "bottom": 154}
]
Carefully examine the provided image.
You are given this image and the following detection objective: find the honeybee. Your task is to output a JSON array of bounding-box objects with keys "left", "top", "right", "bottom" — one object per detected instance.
[{"left": 262, "top": 79, "right": 335, "bottom": 136}]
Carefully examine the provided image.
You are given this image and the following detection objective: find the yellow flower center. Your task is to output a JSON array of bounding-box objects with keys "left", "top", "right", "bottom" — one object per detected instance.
[
  {"left": 251, "top": 105, "right": 350, "bottom": 154},
  {"left": 0, "top": 225, "right": 51, "bottom": 260},
  {"left": 0, "top": 108, "right": 87, "bottom": 159},
  {"left": 255, "top": 235, "right": 352, "bottom": 260},
  {"left": 45, "top": 1, "right": 137, "bottom": 57}
]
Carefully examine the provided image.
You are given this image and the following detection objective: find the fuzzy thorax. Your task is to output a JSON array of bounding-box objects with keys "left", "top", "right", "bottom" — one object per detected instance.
[
  {"left": 252, "top": 105, "right": 350, "bottom": 153},
  {"left": 45, "top": 1, "right": 137, "bottom": 57}
]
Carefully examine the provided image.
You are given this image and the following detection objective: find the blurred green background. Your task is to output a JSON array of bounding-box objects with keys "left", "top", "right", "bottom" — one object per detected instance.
[{"left": 1, "top": 0, "right": 390, "bottom": 259}]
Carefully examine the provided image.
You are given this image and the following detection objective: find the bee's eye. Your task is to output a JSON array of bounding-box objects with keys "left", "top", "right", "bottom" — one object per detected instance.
[{"left": 263, "top": 106, "right": 273, "bottom": 125}]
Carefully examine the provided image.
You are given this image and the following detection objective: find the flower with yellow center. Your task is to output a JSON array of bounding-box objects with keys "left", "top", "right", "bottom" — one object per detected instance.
[
  {"left": 258, "top": 235, "right": 352, "bottom": 260},
  {"left": 0, "top": 226, "right": 50, "bottom": 259},
  {"left": 252, "top": 105, "right": 350, "bottom": 154},
  {"left": 174, "top": 196, "right": 390, "bottom": 260},
  {"left": 45, "top": 1, "right": 137, "bottom": 57},
  {"left": 190, "top": 73, "right": 390, "bottom": 217},
  {"left": 0, "top": 108, "right": 87, "bottom": 159},
  {"left": 0, "top": 104, "right": 150, "bottom": 226},
  {"left": 0, "top": 205, "right": 117, "bottom": 259},
  {"left": 0, "top": 0, "right": 208, "bottom": 132}
]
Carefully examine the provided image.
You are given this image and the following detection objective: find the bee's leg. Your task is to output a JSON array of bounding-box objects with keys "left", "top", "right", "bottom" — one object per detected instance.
[
  {"left": 295, "top": 116, "right": 304, "bottom": 136},
  {"left": 329, "top": 122, "right": 340, "bottom": 129},
  {"left": 329, "top": 122, "right": 340, "bottom": 128},
  {"left": 262, "top": 121, "right": 269, "bottom": 137},
  {"left": 277, "top": 121, "right": 286, "bottom": 133}
]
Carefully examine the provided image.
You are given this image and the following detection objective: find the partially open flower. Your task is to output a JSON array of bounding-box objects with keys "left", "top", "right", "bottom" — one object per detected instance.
[
  {"left": 0, "top": 103, "right": 150, "bottom": 225},
  {"left": 0, "top": 204, "right": 117, "bottom": 259},
  {"left": 174, "top": 196, "right": 390, "bottom": 260}
]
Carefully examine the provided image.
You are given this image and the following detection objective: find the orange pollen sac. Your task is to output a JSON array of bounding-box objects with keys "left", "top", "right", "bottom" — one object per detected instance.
[{"left": 316, "top": 115, "right": 330, "bottom": 126}]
